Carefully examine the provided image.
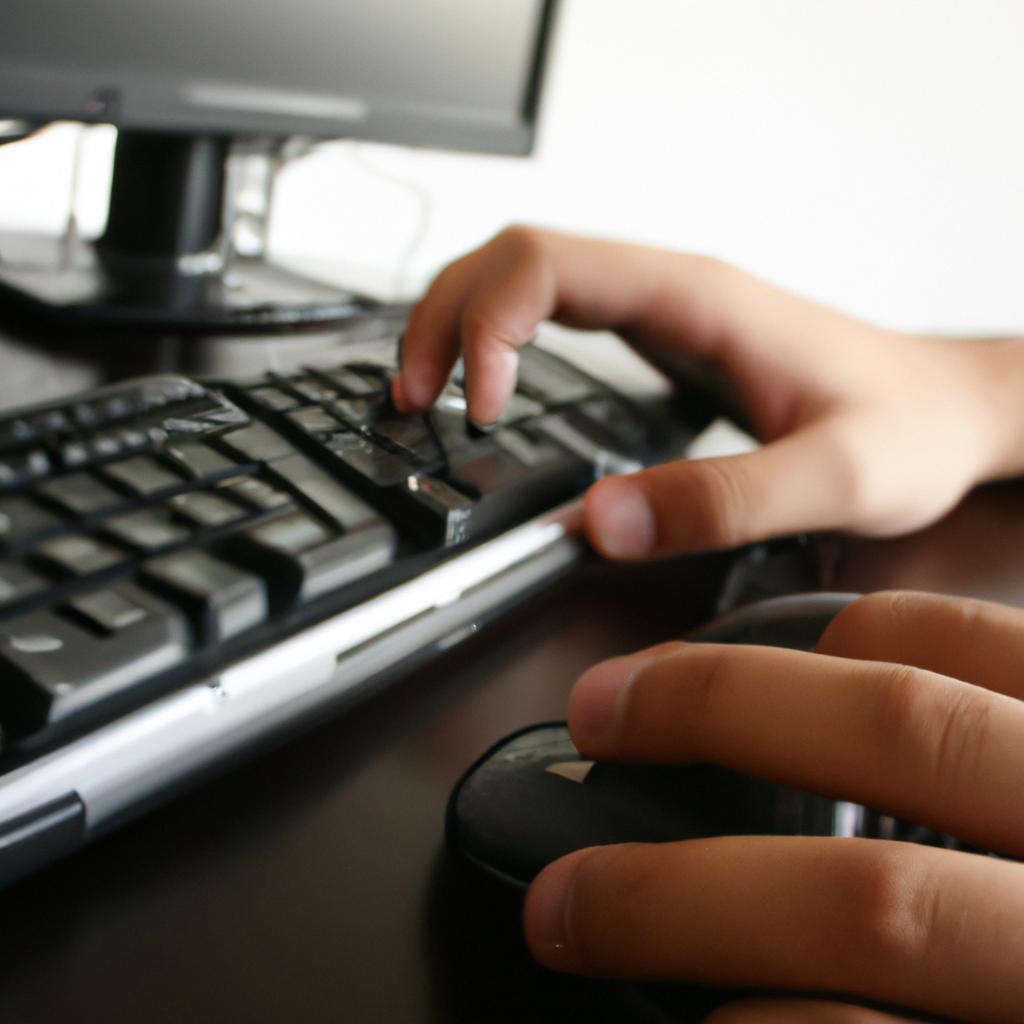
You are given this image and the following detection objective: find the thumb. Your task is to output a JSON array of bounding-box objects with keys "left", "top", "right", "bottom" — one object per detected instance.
[{"left": 584, "top": 423, "right": 860, "bottom": 559}]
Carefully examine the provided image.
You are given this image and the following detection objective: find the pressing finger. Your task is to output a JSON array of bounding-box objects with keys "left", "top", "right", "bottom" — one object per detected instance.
[
  {"left": 568, "top": 641, "right": 1024, "bottom": 854},
  {"left": 524, "top": 837, "right": 1024, "bottom": 1023}
]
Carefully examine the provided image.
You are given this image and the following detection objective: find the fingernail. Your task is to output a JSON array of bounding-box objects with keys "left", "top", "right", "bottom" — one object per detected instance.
[
  {"left": 466, "top": 417, "right": 498, "bottom": 437},
  {"left": 590, "top": 482, "right": 655, "bottom": 559},
  {"left": 569, "top": 657, "right": 636, "bottom": 752},
  {"left": 524, "top": 849, "right": 591, "bottom": 969}
]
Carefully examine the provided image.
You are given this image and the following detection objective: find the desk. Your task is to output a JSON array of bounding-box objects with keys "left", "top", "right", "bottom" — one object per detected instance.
[
  {"left": 2, "top": 480, "right": 1024, "bottom": 1023},
  {"left": 0, "top": 313, "right": 1022, "bottom": 1023}
]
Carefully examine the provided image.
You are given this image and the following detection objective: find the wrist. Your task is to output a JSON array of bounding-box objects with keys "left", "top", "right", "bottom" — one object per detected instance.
[{"left": 959, "top": 336, "right": 1024, "bottom": 482}]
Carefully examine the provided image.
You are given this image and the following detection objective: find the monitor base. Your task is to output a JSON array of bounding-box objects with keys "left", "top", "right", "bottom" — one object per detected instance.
[{"left": 0, "top": 231, "right": 406, "bottom": 337}]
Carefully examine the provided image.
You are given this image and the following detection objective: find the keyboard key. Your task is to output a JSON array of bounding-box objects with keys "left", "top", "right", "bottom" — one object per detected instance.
[
  {"left": 325, "top": 433, "right": 412, "bottom": 488},
  {"left": 494, "top": 428, "right": 563, "bottom": 469},
  {"left": 370, "top": 414, "right": 445, "bottom": 468},
  {"left": 36, "top": 472, "right": 123, "bottom": 516},
  {"left": 331, "top": 397, "right": 384, "bottom": 429},
  {"left": 34, "top": 534, "right": 126, "bottom": 577},
  {"left": 169, "top": 491, "right": 247, "bottom": 529},
  {"left": 216, "top": 423, "right": 295, "bottom": 464},
  {"left": 140, "top": 550, "right": 267, "bottom": 644},
  {"left": 287, "top": 406, "right": 344, "bottom": 436},
  {"left": 0, "top": 497, "right": 63, "bottom": 548},
  {"left": 0, "top": 585, "right": 189, "bottom": 735},
  {"left": 290, "top": 378, "right": 338, "bottom": 404},
  {"left": 104, "top": 510, "right": 191, "bottom": 552},
  {"left": 248, "top": 386, "right": 301, "bottom": 412},
  {"left": 101, "top": 456, "right": 184, "bottom": 497},
  {"left": 516, "top": 346, "right": 596, "bottom": 405},
  {"left": 401, "top": 477, "right": 475, "bottom": 546},
  {"left": 227, "top": 511, "right": 394, "bottom": 607},
  {"left": 222, "top": 477, "right": 293, "bottom": 512},
  {"left": 68, "top": 589, "right": 148, "bottom": 632},
  {"left": 164, "top": 443, "right": 238, "bottom": 480},
  {"left": 534, "top": 414, "right": 643, "bottom": 475},
  {"left": 268, "top": 454, "right": 381, "bottom": 532},
  {"left": 323, "top": 367, "right": 381, "bottom": 397},
  {"left": 0, "top": 561, "right": 48, "bottom": 608}
]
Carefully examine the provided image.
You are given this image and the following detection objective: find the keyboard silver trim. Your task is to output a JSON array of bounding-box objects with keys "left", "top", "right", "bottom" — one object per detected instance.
[{"left": 0, "top": 500, "right": 586, "bottom": 840}]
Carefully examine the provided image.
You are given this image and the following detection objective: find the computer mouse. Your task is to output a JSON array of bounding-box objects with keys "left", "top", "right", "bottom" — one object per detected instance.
[
  {"left": 446, "top": 592, "right": 861, "bottom": 889},
  {"left": 445, "top": 592, "right": 964, "bottom": 1022}
]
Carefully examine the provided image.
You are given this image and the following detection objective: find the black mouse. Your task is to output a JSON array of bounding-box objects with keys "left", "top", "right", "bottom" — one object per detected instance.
[
  {"left": 445, "top": 593, "right": 956, "bottom": 1022},
  {"left": 446, "top": 592, "right": 860, "bottom": 889}
]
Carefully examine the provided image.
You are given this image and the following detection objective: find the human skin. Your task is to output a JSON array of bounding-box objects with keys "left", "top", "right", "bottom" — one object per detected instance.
[{"left": 396, "top": 228, "right": 1024, "bottom": 1020}]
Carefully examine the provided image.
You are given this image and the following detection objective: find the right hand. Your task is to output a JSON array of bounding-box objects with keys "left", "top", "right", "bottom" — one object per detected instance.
[{"left": 392, "top": 226, "right": 1024, "bottom": 560}]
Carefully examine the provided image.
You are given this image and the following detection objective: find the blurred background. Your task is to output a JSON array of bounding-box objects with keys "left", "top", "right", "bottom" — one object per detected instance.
[{"left": 1, "top": 0, "right": 1022, "bottom": 334}]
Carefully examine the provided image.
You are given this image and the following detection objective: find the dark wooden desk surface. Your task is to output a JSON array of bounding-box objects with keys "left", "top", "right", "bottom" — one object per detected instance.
[{"left": 1, "top": 454, "right": 1022, "bottom": 1020}]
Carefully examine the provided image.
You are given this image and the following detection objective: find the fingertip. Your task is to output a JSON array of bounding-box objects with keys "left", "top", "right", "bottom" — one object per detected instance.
[
  {"left": 584, "top": 476, "right": 657, "bottom": 561},
  {"left": 523, "top": 848, "right": 595, "bottom": 972},
  {"left": 568, "top": 657, "right": 635, "bottom": 755}
]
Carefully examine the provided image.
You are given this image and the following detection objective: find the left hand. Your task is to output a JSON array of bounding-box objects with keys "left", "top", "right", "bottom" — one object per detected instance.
[{"left": 523, "top": 591, "right": 1024, "bottom": 1023}]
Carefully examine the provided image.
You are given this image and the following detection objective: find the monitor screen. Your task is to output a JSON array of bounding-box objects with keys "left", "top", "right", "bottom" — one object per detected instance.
[{"left": 0, "top": 0, "right": 555, "bottom": 155}]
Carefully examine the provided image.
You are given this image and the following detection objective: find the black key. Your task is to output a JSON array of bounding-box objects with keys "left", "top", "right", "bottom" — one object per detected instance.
[
  {"left": 401, "top": 477, "right": 475, "bottom": 546},
  {"left": 34, "top": 534, "right": 126, "bottom": 576},
  {"left": 516, "top": 347, "right": 596, "bottom": 405},
  {"left": 0, "top": 497, "right": 63, "bottom": 548},
  {"left": 323, "top": 367, "right": 381, "bottom": 397},
  {"left": 69, "top": 589, "right": 148, "bottom": 632},
  {"left": 0, "top": 561, "right": 47, "bottom": 608},
  {"left": 494, "top": 428, "right": 563, "bottom": 469},
  {"left": 289, "top": 378, "right": 338, "bottom": 404},
  {"left": 164, "top": 442, "right": 238, "bottom": 480},
  {"left": 0, "top": 584, "right": 188, "bottom": 735},
  {"left": 268, "top": 453, "right": 381, "bottom": 532},
  {"left": 324, "top": 432, "right": 412, "bottom": 488},
  {"left": 503, "top": 392, "right": 545, "bottom": 424},
  {"left": 104, "top": 510, "right": 191, "bottom": 552},
  {"left": 533, "top": 414, "right": 643, "bottom": 475},
  {"left": 331, "top": 397, "right": 384, "bottom": 429},
  {"left": 101, "top": 456, "right": 184, "bottom": 497},
  {"left": 140, "top": 550, "right": 267, "bottom": 644},
  {"left": 447, "top": 447, "right": 532, "bottom": 497},
  {"left": 568, "top": 395, "right": 652, "bottom": 451},
  {"left": 287, "top": 406, "right": 344, "bottom": 436},
  {"left": 36, "top": 472, "right": 122, "bottom": 516},
  {"left": 248, "top": 386, "right": 301, "bottom": 412},
  {"left": 169, "top": 491, "right": 247, "bottom": 529},
  {"left": 370, "top": 414, "right": 447, "bottom": 469},
  {"left": 216, "top": 423, "right": 295, "bottom": 464},
  {"left": 227, "top": 510, "right": 394, "bottom": 607},
  {"left": 222, "top": 477, "right": 293, "bottom": 512}
]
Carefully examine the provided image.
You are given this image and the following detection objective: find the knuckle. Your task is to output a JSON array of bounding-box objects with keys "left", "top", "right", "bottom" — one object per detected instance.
[
  {"left": 460, "top": 306, "right": 520, "bottom": 355},
  {"left": 843, "top": 846, "right": 939, "bottom": 971},
  {"left": 871, "top": 662, "right": 989, "bottom": 795},
  {"left": 493, "top": 223, "right": 546, "bottom": 252}
]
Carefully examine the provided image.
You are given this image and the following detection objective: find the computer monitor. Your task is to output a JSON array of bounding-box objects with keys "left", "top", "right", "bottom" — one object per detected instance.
[{"left": 0, "top": 0, "right": 557, "bottom": 332}]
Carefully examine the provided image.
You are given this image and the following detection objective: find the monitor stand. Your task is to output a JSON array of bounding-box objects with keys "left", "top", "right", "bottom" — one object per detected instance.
[{"left": 0, "top": 131, "right": 404, "bottom": 336}]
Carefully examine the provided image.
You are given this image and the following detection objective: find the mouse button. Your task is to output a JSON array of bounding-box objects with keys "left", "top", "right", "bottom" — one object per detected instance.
[{"left": 448, "top": 723, "right": 608, "bottom": 886}]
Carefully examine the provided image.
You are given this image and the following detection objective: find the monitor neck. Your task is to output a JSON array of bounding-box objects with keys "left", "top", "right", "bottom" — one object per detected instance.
[{"left": 96, "top": 130, "right": 229, "bottom": 267}]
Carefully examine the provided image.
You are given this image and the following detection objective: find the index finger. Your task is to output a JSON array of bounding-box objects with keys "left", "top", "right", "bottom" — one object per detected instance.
[{"left": 394, "top": 226, "right": 688, "bottom": 422}]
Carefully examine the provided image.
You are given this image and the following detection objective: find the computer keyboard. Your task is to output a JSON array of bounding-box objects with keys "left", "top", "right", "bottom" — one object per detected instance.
[{"left": 0, "top": 333, "right": 690, "bottom": 888}]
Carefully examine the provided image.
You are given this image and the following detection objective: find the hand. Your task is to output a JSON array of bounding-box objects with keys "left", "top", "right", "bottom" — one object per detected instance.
[
  {"left": 393, "top": 227, "right": 1024, "bottom": 559},
  {"left": 522, "top": 591, "right": 1024, "bottom": 1022}
]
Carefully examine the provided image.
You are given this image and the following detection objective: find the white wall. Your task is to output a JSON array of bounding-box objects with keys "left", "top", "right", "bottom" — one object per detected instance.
[{"left": 3, "top": 0, "right": 1023, "bottom": 333}]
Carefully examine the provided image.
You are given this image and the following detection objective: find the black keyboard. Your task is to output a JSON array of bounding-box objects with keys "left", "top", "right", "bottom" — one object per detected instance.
[{"left": 0, "top": 334, "right": 690, "bottom": 887}]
